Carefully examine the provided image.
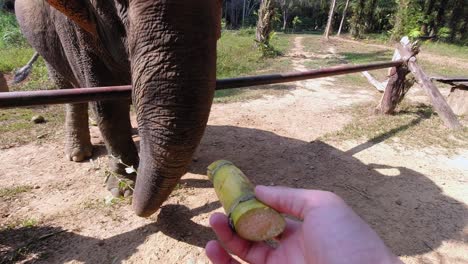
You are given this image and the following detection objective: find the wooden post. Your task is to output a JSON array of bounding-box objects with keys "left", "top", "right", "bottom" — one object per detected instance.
[
  {"left": 398, "top": 43, "right": 462, "bottom": 129},
  {"left": 375, "top": 37, "right": 413, "bottom": 114},
  {"left": 0, "top": 72, "right": 8, "bottom": 93},
  {"left": 447, "top": 85, "right": 468, "bottom": 116}
]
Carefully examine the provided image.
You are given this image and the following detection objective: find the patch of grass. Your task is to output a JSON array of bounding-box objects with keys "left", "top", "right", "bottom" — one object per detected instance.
[
  {"left": 0, "top": 185, "right": 33, "bottom": 199},
  {"left": 0, "top": 48, "right": 54, "bottom": 91},
  {"left": 0, "top": 106, "right": 64, "bottom": 148},
  {"left": 217, "top": 30, "right": 291, "bottom": 78},
  {"left": 1, "top": 218, "right": 39, "bottom": 232},
  {"left": 340, "top": 50, "right": 394, "bottom": 64},
  {"left": 215, "top": 31, "right": 293, "bottom": 103},
  {"left": 322, "top": 101, "right": 468, "bottom": 150},
  {"left": 21, "top": 219, "right": 38, "bottom": 228},
  {"left": 0, "top": 47, "right": 35, "bottom": 73},
  {"left": 0, "top": 11, "right": 28, "bottom": 49},
  {"left": 421, "top": 42, "right": 468, "bottom": 61},
  {"left": 417, "top": 59, "right": 468, "bottom": 77}
]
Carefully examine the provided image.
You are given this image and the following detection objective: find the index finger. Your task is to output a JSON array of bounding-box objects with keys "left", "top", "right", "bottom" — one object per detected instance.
[{"left": 255, "top": 186, "right": 338, "bottom": 220}]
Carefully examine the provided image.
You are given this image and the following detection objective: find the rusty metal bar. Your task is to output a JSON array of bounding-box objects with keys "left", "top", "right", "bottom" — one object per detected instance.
[{"left": 0, "top": 60, "right": 403, "bottom": 108}]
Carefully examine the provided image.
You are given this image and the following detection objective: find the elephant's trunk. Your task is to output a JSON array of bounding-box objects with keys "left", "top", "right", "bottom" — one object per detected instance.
[{"left": 128, "top": 0, "right": 220, "bottom": 217}]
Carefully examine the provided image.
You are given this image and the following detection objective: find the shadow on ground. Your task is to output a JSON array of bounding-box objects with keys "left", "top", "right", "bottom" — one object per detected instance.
[
  {"left": 192, "top": 125, "right": 468, "bottom": 258},
  {"left": 1, "top": 125, "right": 466, "bottom": 263},
  {"left": 0, "top": 201, "right": 219, "bottom": 264}
]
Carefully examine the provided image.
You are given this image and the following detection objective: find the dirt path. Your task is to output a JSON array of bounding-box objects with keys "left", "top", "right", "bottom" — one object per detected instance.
[{"left": 1, "top": 37, "right": 467, "bottom": 264}]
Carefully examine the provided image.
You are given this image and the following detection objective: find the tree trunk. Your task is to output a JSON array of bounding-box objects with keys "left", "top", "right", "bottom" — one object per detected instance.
[
  {"left": 448, "top": 0, "right": 463, "bottom": 41},
  {"left": 0, "top": 72, "right": 8, "bottom": 93},
  {"left": 434, "top": 0, "right": 448, "bottom": 35},
  {"left": 256, "top": 0, "right": 275, "bottom": 46},
  {"left": 365, "top": 0, "right": 378, "bottom": 32},
  {"left": 422, "top": 0, "right": 436, "bottom": 35},
  {"left": 324, "top": 0, "right": 337, "bottom": 40},
  {"left": 351, "top": 0, "right": 365, "bottom": 38},
  {"left": 337, "top": 0, "right": 350, "bottom": 36},
  {"left": 376, "top": 65, "right": 412, "bottom": 114},
  {"left": 282, "top": 9, "right": 288, "bottom": 31},
  {"left": 391, "top": 0, "right": 410, "bottom": 41},
  {"left": 242, "top": 0, "right": 246, "bottom": 27}
]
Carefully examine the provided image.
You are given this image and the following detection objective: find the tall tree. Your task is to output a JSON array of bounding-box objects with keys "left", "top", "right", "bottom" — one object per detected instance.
[
  {"left": 337, "top": 0, "right": 350, "bottom": 36},
  {"left": 364, "top": 0, "right": 378, "bottom": 32},
  {"left": 391, "top": 0, "right": 410, "bottom": 40},
  {"left": 324, "top": 0, "right": 337, "bottom": 39},
  {"left": 256, "top": 0, "right": 275, "bottom": 46},
  {"left": 351, "top": 0, "right": 366, "bottom": 38},
  {"left": 448, "top": 0, "right": 464, "bottom": 41}
]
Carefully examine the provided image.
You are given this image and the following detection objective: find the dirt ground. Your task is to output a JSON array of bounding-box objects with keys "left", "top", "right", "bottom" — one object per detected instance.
[{"left": 1, "top": 37, "right": 467, "bottom": 264}]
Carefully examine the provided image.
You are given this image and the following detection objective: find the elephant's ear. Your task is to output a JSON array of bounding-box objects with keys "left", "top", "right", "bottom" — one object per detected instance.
[{"left": 45, "top": 0, "right": 97, "bottom": 35}]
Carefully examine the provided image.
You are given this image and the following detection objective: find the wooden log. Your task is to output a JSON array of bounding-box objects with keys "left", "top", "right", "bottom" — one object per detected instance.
[
  {"left": 399, "top": 43, "right": 462, "bottom": 129},
  {"left": 362, "top": 71, "right": 386, "bottom": 92},
  {"left": 375, "top": 37, "right": 413, "bottom": 114},
  {"left": 447, "top": 85, "right": 468, "bottom": 116},
  {"left": 376, "top": 65, "right": 412, "bottom": 114},
  {"left": 0, "top": 72, "right": 8, "bottom": 93}
]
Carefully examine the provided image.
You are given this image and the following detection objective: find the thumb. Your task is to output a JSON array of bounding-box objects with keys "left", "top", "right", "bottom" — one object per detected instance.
[{"left": 254, "top": 185, "right": 328, "bottom": 220}]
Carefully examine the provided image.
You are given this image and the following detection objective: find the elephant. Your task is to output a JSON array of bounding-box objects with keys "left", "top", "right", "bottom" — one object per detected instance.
[{"left": 14, "top": 0, "right": 221, "bottom": 217}]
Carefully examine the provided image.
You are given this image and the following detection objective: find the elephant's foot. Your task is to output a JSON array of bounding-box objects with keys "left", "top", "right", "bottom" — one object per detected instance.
[
  {"left": 105, "top": 172, "right": 135, "bottom": 198},
  {"left": 65, "top": 143, "right": 93, "bottom": 162}
]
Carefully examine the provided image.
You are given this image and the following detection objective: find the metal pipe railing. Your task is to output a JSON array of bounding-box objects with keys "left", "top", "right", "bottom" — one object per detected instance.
[{"left": 0, "top": 60, "right": 403, "bottom": 108}]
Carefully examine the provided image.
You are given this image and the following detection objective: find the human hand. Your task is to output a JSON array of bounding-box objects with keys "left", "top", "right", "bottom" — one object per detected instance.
[{"left": 205, "top": 185, "right": 402, "bottom": 264}]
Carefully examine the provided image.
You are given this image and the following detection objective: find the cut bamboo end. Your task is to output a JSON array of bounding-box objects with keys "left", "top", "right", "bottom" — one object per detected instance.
[
  {"left": 233, "top": 200, "right": 286, "bottom": 241},
  {"left": 207, "top": 160, "right": 286, "bottom": 242}
]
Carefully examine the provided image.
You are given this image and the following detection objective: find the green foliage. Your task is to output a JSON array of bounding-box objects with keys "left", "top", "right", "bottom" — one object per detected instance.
[
  {"left": 238, "top": 27, "right": 256, "bottom": 36},
  {"left": 215, "top": 31, "right": 291, "bottom": 103},
  {"left": 0, "top": 11, "right": 27, "bottom": 48},
  {"left": 0, "top": 185, "right": 33, "bottom": 199},
  {"left": 437, "top": 27, "right": 451, "bottom": 41},
  {"left": 255, "top": 31, "right": 281, "bottom": 57},
  {"left": 217, "top": 30, "right": 289, "bottom": 79},
  {"left": 292, "top": 16, "right": 302, "bottom": 32},
  {"left": 408, "top": 28, "right": 422, "bottom": 39}
]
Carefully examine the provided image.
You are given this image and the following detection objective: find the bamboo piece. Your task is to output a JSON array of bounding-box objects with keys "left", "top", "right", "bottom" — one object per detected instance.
[{"left": 207, "top": 160, "right": 286, "bottom": 242}]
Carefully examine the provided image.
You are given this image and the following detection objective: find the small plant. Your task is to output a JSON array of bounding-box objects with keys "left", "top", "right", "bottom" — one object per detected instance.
[
  {"left": 292, "top": 16, "right": 302, "bottom": 33},
  {"left": 102, "top": 155, "right": 137, "bottom": 204},
  {"left": 408, "top": 28, "right": 422, "bottom": 40},
  {"left": 0, "top": 185, "right": 33, "bottom": 199},
  {"left": 21, "top": 218, "right": 38, "bottom": 228},
  {"left": 255, "top": 31, "right": 281, "bottom": 57}
]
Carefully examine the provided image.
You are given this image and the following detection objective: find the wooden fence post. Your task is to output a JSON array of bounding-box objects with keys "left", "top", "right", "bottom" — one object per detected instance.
[
  {"left": 397, "top": 41, "right": 462, "bottom": 129},
  {"left": 375, "top": 37, "right": 413, "bottom": 114},
  {"left": 0, "top": 72, "right": 9, "bottom": 93}
]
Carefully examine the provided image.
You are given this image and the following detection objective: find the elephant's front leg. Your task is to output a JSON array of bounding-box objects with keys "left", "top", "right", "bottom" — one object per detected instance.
[
  {"left": 65, "top": 103, "right": 93, "bottom": 161},
  {"left": 47, "top": 66, "right": 93, "bottom": 162},
  {"left": 91, "top": 100, "right": 139, "bottom": 197}
]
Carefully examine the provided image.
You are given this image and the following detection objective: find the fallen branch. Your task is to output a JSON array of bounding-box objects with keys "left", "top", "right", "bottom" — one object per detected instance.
[{"left": 362, "top": 71, "right": 387, "bottom": 92}]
